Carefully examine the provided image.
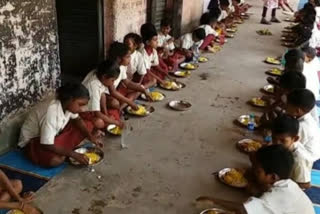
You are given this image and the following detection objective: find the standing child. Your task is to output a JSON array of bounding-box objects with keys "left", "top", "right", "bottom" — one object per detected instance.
[
  {"left": 123, "top": 33, "right": 156, "bottom": 88},
  {"left": 82, "top": 60, "right": 125, "bottom": 126},
  {"left": 19, "top": 83, "right": 101, "bottom": 167},
  {"left": 176, "top": 28, "right": 206, "bottom": 61},
  {"left": 199, "top": 12, "right": 219, "bottom": 50},
  {"left": 196, "top": 145, "right": 315, "bottom": 214},
  {"left": 272, "top": 115, "right": 313, "bottom": 189},
  {"left": 279, "top": 0, "right": 294, "bottom": 12},
  {"left": 157, "top": 19, "right": 186, "bottom": 71},
  {"left": 107, "top": 42, "right": 151, "bottom": 110},
  {"left": 286, "top": 89, "right": 320, "bottom": 165},
  {"left": 261, "top": 0, "right": 280, "bottom": 24}
]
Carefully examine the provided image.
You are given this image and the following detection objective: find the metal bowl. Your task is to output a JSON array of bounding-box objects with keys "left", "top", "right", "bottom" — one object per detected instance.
[
  {"left": 218, "top": 168, "right": 248, "bottom": 188},
  {"left": 168, "top": 100, "right": 192, "bottom": 111},
  {"left": 200, "top": 208, "right": 233, "bottom": 214},
  {"left": 179, "top": 62, "right": 197, "bottom": 70},
  {"left": 172, "top": 70, "right": 191, "bottom": 78},
  {"left": 141, "top": 91, "right": 165, "bottom": 101},
  {"left": 106, "top": 124, "right": 122, "bottom": 136},
  {"left": 237, "top": 115, "right": 260, "bottom": 128},
  {"left": 69, "top": 147, "right": 104, "bottom": 166},
  {"left": 263, "top": 84, "right": 274, "bottom": 94},
  {"left": 159, "top": 81, "right": 186, "bottom": 91},
  {"left": 126, "top": 104, "right": 155, "bottom": 116}
]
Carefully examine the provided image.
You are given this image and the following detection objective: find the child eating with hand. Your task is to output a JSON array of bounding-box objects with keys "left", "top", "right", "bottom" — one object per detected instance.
[
  {"left": 272, "top": 114, "right": 313, "bottom": 189},
  {"left": 199, "top": 12, "right": 219, "bottom": 50},
  {"left": 19, "top": 83, "right": 101, "bottom": 167},
  {"left": 286, "top": 89, "right": 320, "bottom": 165},
  {"left": 196, "top": 145, "right": 315, "bottom": 214},
  {"left": 124, "top": 33, "right": 156, "bottom": 88}
]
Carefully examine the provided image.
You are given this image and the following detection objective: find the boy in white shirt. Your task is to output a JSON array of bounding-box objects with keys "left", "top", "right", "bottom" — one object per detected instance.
[
  {"left": 19, "top": 84, "right": 101, "bottom": 167},
  {"left": 302, "top": 47, "right": 320, "bottom": 124},
  {"left": 286, "top": 89, "right": 320, "bottom": 170},
  {"left": 196, "top": 145, "right": 315, "bottom": 214},
  {"left": 157, "top": 19, "right": 185, "bottom": 71},
  {"left": 82, "top": 60, "right": 125, "bottom": 127},
  {"left": 272, "top": 114, "right": 313, "bottom": 189},
  {"left": 176, "top": 28, "right": 206, "bottom": 61},
  {"left": 140, "top": 23, "right": 168, "bottom": 84},
  {"left": 199, "top": 12, "right": 219, "bottom": 50},
  {"left": 107, "top": 42, "right": 151, "bottom": 110},
  {"left": 124, "top": 33, "right": 156, "bottom": 88}
]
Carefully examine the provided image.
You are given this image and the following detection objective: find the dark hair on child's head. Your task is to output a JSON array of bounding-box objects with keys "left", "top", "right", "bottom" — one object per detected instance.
[
  {"left": 315, "top": 0, "right": 320, "bottom": 6},
  {"left": 96, "top": 59, "right": 120, "bottom": 79},
  {"left": 209, "top": 7, "right": 222, "bottom": 19},
  {"left": 301, "top": 46, "right": 317, "bottom": 60},
  {"left": 140, "top": 23, "right": 158, "bottom": 43},
  {"left": 256, "top": 144, "right": 294, "bottom": 179},
  {"left": 279, "top": 71, "right": 306, "bottom": 90},
  {"left": 160, "top": 18, "right": 171, "bottom": 27},
  {"left": 284, "top": 48, "right": 305, "bottom": 62},
  {"left": 124, "top": 33, "right": 143, "bottom": 46},
  {"left": 287, "top": 88, "right": 316, "bottom": 112},
  {"left": 220, "top": 0, "right": 230, "bottom": 7},
  {"left": 108, "top": 42, "right": 130, "bottom": 61},
  {"left": 272, "top": 114, "right": 299, "bottom": 136},
  {"left": 193, "top": 28, "right": 206, "bottom": 41},
  {"left": 57, "top": 83, "right": 90, "bottom": 103},
  {"left": 200, "top": 12, "right": 218, "bottom": 25},
  {"left": 284, "top": 58, "right": 304, "bottom": 73}
]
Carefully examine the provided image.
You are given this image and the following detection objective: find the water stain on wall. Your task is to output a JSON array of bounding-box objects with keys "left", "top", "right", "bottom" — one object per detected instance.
[{"left": 0, "top": 1, "right": 60, "bottom": 123}]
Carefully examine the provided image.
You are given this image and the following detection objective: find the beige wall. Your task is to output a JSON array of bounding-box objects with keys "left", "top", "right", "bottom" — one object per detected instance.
[
  {"left": 104, "top": 0, "right": 147, "bottom": 53},
  {"left": 181, "top": 0, "right": 204, "bottom": 34}
]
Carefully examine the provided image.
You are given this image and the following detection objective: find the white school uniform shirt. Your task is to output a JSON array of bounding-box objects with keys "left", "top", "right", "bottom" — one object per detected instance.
[
  {"left": 291, "top": 142, "right": 314, "bottom": 183},
  {"left": 113, "top": 65, "right": 128, "bottom": 89},
  {"left": 298, "top": 113, "right": 320, "bottom": 162},
  {"left": 140, "top": 47, "right": 159, "bottom": 69},
  {"left": 303, "top": 61, "right": 320, "bottom": 100},
  {"left": 130, "top": 50, "right": 147, "bottom": 76},
  {"left": 244, "top": 179, "right": 315, "bottom": 214},
  {"left": 157, "top": 32, "right": 175, "bottom": 51},
  {"left": 199, "top": 24, "right": 219, "bottom": 37},
  {"left": 82, "top": 70, "right": 108, "bottom": 111},
  {"left": 178, "top": 33, "right": 194, "bottom": 50},
  {"left": 19, "top": 99, "right": 79, "bottom": 148},
  {"left": 218, "top": 10, "right": 228, "bottom": 21}
]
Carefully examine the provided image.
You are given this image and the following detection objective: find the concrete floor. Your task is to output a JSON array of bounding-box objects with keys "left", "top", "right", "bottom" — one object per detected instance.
[{"left": 34, "top": 1, "right": 295, "bottom": 213}]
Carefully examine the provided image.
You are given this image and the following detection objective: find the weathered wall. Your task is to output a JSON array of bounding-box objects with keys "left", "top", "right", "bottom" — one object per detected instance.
[
  {"left": 0, "top": 1, "right": 60, "bottom": 125},
  {"left": 181, "top": 0, "right": 204, "bottom": 34},
  {"left": 104, "top": 0, "right": 147, "bottom": 50}
]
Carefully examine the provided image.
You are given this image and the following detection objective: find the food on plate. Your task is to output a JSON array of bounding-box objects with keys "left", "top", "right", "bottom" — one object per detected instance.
[
  {"left": 161, "top": 81, "right": 181, "bottom": 90},
  {"left": 269, "top": 68, "right": 283, "bottom": 75},
  {"left": 84, "top": 152, "right": 101, "bottom": 165},
  {"left": 265, "top": 57, "right": 280, "bottom": 64},
  {"left": 149, "top": 91, "right": 165, "bottom": 101},
  {"left": 128, "top": 105, "right": 148, "bottom": 115},
  {"left": 185, "top": 63, "right": 196, "bottom": 69},
  {"left": 239, "top": 139, "right": 262, "bottom": 152},
  {"left": 251, "top": 97, "right": 267, "bottom": 107},
  {"left": 199, "top": 56, "right": 208, "bottom": 62},
  {"left": 223, "top": 169, "right": 247, "bottom": 186},
  {"left": 109, "top": 126, "right": 122, "bottom": 135}
]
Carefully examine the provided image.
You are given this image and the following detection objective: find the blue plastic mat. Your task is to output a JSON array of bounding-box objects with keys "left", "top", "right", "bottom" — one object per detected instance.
[{"left": 0, "top": 150, "right": 66, "bottom": 179}]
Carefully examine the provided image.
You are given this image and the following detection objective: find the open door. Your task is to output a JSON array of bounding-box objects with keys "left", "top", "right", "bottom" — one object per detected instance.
[{"left": 55, "top": 0, "right": 104, "bottom": 83}]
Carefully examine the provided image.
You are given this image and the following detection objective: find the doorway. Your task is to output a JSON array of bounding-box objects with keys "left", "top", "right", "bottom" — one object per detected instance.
[
  {"left": 55, "top": 0, "right": 104, "bottom": 83},
  {"left": 146, "top": 0, "right": 182, "bottom": 37}
]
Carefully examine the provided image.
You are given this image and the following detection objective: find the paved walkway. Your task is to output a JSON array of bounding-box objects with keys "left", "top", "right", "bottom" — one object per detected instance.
[{"left": 34, "top": 1, "right": 295, "bottom": 213}]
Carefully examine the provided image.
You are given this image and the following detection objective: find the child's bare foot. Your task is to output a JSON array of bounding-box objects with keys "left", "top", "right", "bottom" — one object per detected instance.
[
  {"left": 93, "top": 130, "right": 105, "bottom": 138},
  {"left": 22, "top": 191, "right": 35, "bottom": 203},
  {"left": 261, "top": 17, "right": 271, "bottom": 25}
]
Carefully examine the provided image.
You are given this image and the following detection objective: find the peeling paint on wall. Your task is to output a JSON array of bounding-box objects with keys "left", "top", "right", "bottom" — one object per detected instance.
[{"left": 0, "top": 0, "right": 60, "bottom": 124}]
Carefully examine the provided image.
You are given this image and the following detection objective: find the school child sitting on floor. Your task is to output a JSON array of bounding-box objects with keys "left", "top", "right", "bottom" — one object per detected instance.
[
  {"left": 82, "top": 60, "right": 125, "bottom": 127},
  {"left": 140, "top": 23, "right": 169, "bottom": 83},
  {"left": 157, "top": 19, "right": 186, "bottom": 71},
  {"left": 272, "top": 114, "right": 313, "bottom": 189},
  {"left": 199, "top": 12, "right": 219, "bottom": 50},
  {"left": 261, "top": 72, "right": 306, "bottom": 128},
  {"left": 197, "top": 145, "right": 315, "bottom": 214},
  {"left": 286, "top": 89, "right": 320, "bottom": 164},
  {"left": 0, "top": 170, "right": 40, "bottom": 213},
  {"left": 107, "top": 42, "right": 151, "bottom": 110},
  {"left": 19, "top": 83, "right": 102, "bottom": 168},
  {"left": 176, "top": 28, "right": 206, "bottom": 61},
  {"left": 123, "top": 33, "right": 157, "bottom": 88}
]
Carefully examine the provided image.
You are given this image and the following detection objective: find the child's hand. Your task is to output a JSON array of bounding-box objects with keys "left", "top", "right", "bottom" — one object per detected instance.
[
  {"left": 22, "top": 203, "right": 42, "bottom": 214},
  {"left": 21, "top": 192, "right": 35, "bottom": 203},
  {"left": 116, "top": 120, "right": 125, "bottom": 129},
  {"left": 131, "top": 103, "right": 139, "bottom": 111},
  {"left": 71, "top": 152, "right": 90, "bottom": 165}
]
